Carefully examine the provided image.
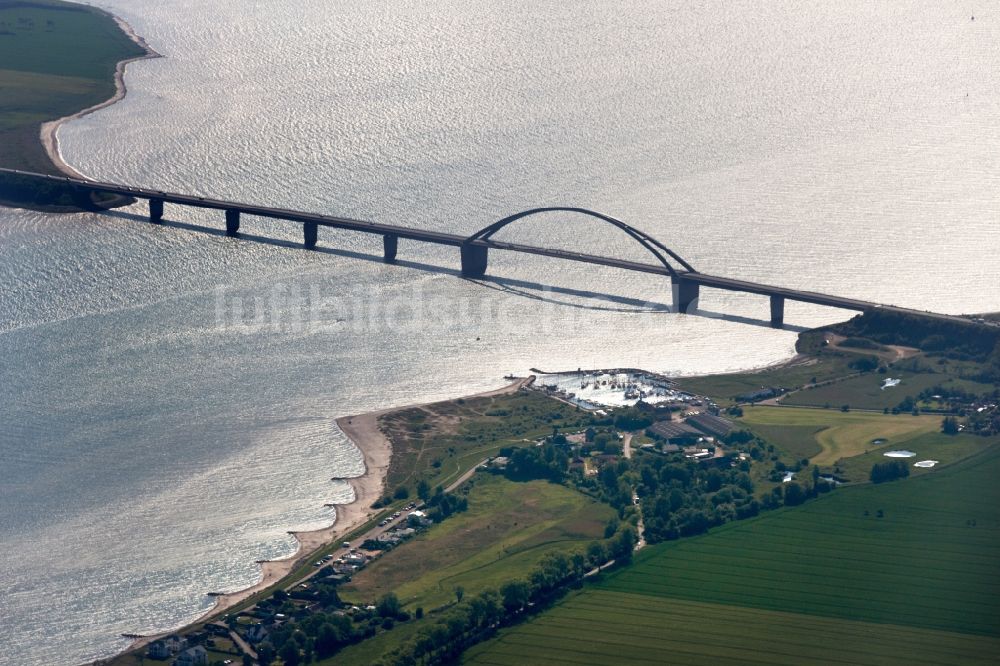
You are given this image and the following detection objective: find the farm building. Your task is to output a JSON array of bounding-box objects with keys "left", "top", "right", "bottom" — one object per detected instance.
[
  {"left": 686, "top": 413, "right": 734, "bottom": 439},
  {"left": 648, "top": 420, "right": 703, "bottom": 445}
]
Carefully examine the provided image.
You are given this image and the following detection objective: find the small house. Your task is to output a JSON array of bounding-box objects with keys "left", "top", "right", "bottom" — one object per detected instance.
[
  {"left": 245, "top": 623, "right": 269, "bottom": 644},
  {"left": 147, "top": 641, "right": 171, "bottom": 659},
  {"left": 174, "top": 646, "right": 207, "bottom": 666}
]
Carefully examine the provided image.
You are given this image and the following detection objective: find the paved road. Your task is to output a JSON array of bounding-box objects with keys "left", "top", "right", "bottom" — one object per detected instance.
[{"left": 446, "top": 459, "right": 489, "bottom": 493}]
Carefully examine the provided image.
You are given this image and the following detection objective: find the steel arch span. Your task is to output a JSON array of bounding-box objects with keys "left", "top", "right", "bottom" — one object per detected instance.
[{"left": 464, "top": 207, "right": 695, "bottom": 278}]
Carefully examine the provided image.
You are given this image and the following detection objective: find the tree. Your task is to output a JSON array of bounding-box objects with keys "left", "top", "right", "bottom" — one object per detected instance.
[
  {"left": 393, "top": 485, "right": 410, "bottom": 500},
  {"left": 784, "top": 482, "right": 806, "bottom": 506},
  {"left": 586, "top": 541, "right": 607, "bottom": 567},
  {"left": 612, "top": 527, "right": 637, "bottom": 560},
  {"left": 377, "top": 592, "right": 402, "bottom": 618},
  {"left": 417, "top": 479, "right": 431, "bottom": 501},
  {"left": 942, "top": 416, "right": 960, "bottom": 435},
  {"left": 279, "top": 639, "right": 301, "bottom": 666},
  {"left": 500, "top": 580, "right": 530, "bottom": 613},
  {"left": 454, "top": 585, "right": 465, "bottom": 603},
  {"left": 870, "top": 460, "right": 910, "bottom": 484},
  {"left": 256, "top": 642, "right": 275, "bottom": 666}
]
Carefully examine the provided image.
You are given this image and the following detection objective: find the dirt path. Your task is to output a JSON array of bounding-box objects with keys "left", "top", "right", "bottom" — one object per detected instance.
[{"left": 621, "top": 432, "right": 646, "bottom": 550}]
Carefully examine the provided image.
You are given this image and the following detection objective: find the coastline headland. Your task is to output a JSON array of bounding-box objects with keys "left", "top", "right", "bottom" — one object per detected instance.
[
  {"left": 0, "top": 0, "right": 159, "bottom": 211},
  {"left": 40, "top": 9, "right": 161, "bottom": 180}
]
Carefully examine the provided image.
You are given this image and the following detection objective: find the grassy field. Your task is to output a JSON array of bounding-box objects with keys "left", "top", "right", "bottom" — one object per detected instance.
[
  {"left": 834, "top": 431, "right": 999, "bottom": 482},
  {"left": 378, "top": 390, "right": 590, "bottom": 498},
  {"left": 340, "top": 474, "right": 613, "bottom": 611},
  {"left": 466, "top": 444, "right": 1000, "bottom": 665},
  {"left": 738, "top": 406, "right": 940, "bottom": 466},
  {"left": 677, "top": 352, "right": 859, "bottom": 404},
  {"left": 0, "top": 0, "right": 145, "bottom": 175},
  {"left": 783, "top": 370, "right": 996, "bottom": 411},
  {"left": 744, "top": 422, "right": 825, "bottom": 460}
]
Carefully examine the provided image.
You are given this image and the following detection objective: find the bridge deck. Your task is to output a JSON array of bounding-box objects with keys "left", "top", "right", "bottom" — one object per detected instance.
[{"left": 0, "top": 168, "right": 971, "bottom": 325}]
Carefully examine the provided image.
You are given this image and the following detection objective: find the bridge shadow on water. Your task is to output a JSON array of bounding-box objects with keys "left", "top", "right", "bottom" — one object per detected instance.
[{"left": 102, "top": 210, "right": 806, "bottom": 333}]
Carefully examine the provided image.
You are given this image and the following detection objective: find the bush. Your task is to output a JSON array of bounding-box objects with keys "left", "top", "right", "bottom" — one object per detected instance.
[
  {"left": 870, "top": 460, "right": 910, "bottom": 484},
  {"left": 840, "top": 337, "right": 882, "bottom": 350},
  {"left": 849, "top": 356, "right": 879, "bottom": 372}
]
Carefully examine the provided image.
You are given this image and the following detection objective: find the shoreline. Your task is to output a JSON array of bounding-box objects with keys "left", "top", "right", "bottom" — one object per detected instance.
[
  {"left": 123, "top": 408, "right": 394, "bottom": 656},
  {"left": 119, "top": 376, "right": 531, "bottom": 658},
  {"left": 39, "top": 7, "right": 162, "bottom": 180}
]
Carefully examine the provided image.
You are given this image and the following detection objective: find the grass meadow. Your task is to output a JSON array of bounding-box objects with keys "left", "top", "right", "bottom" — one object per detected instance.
[
  {"left": 676, "top": 354, "right": 856, "bottom": 404},
  {"left": 378, "top": 390, "right": 591, "bottom": 498},
  {"left": 340, "top": 474, "right": 613, "bottom": 611},
  {"left": 783, "top": 370, "right": 995, "bottom": 411},
  {"left": 465, "top": 443, "right": 1000, "bottom": 665},
  {"left": 0, "top": 0, "right": 145, "bottom": 172}
]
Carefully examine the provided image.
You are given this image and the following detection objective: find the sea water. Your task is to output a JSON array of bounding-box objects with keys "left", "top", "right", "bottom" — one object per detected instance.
[{"left": 1, "top": 1, "right": 998, "bottom": 662}]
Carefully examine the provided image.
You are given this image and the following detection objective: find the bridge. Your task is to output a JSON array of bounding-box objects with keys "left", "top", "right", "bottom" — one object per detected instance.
[{"left": 0, "top": 168, "right": 968, "bottom": 328}]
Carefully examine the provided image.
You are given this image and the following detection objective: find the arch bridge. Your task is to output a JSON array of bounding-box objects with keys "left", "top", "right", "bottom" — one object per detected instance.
[{"left": 1, "top": 167, "right": 970, "bottom": 329}]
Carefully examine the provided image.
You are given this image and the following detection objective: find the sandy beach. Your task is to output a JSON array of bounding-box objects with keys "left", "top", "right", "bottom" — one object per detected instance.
[
  {"left": 124, "top": 376, "right": 530, "bottom": 654},
  {"left": 187, "top": 411, "right": 395, "bottom": 619},
  {"left": 39, "top": 11, "right": 161, "bottom": 180}
]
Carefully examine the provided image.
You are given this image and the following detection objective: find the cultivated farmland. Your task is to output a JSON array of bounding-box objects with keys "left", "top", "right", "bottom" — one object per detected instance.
[
  {"left": 465, "top": 444, "right": 1000, "bottom": 665},
  {"left": 738, "top": 406, "right": 940, "bottom": 465}
]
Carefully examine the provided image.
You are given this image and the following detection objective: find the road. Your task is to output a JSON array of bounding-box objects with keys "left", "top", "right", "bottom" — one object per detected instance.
[
  {"left": 621, "top": 432, "right": 646, "bottom": 551},
  {"left": 446, "top": 458, "right": 489, "bottom": 493}
]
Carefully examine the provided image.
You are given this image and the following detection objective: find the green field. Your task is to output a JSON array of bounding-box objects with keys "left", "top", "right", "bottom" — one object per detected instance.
[
  {"left": 466, "top": 444, "right": 1000, "bottom": 664},
  {"left": 738, "top": 406, "right": 940, "bottom": 466},
  {"left": 744, "top": 422, "right": 825, "bottom": 460},
  {"left": 0, "top": 0, "right": 145, "bottom": 177},
  {"left": 783, "top": 370, "right": 996, "bottom": 411},
  {"left": 677, "top": 352, "right": 858, "bottom": 404},
  {"left": 340, "top": 474, "right": 613, "bottom": 611},
  {"left": 378, "top": 390, "right": 590, "bottom": 499},
  {"left": 834, "top": 431, "right": 999, "bottom": 482}
]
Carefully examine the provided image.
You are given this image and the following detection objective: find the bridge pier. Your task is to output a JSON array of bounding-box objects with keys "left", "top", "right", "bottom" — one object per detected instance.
[
  {"left": 225, "top": 209, "right": 240, "bottom": 237},
  {"left": 383, "top": 234, "right": 398, "bottom": 263},
  {"left": 461, "top": 244, "right": 489, "bottom": 278},
  {"left": 149, "top": 198, "right": 163, "bottom": 223},
  {"left": 770, "top": 295, "right": 785, "bottom": 328},
  {"left": 672, "top": 277, "right": 700, "bottom": 313},
  {"left": 303, "top": 222, "right": 318, "bottom": 249}
]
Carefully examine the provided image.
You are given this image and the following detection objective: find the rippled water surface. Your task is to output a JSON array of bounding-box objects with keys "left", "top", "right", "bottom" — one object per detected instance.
[{"left": 1, "top": 1, "right": 998, "bottom": 662}]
